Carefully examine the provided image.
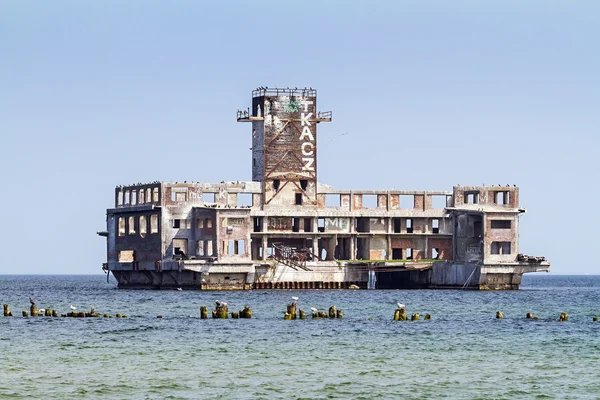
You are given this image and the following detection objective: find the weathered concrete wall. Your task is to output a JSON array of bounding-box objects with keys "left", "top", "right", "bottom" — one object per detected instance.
[{"left": 431, "top": 262, "right": 480, "bottom": 288}]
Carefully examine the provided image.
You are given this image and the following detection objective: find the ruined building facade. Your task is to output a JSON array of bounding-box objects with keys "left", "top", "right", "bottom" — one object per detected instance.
[{"left": 99, "top": 87, "right": 549, "bottom": 290}]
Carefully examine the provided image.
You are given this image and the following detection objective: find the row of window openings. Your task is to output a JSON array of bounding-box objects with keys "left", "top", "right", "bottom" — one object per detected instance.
[
  {"left": 172, "top": 218, "right": 214, "bottom": 229},
  {"left": 389, "top": 248, "right": 441, "bottom": 260},
  {"left": 118, "top": 188, "right": 159, "bottom": 206},
  {"left": 176, "top": 240, "right": 245, "bottom": 257},
  {"left": 465, "top": 191, "right": 511, "bottom": 205},
  {"left": 170, "top": 191, "right": 254, "bottom": 207},
  {"left": 118, "top": 215, "right": 158, "bottom": 237}
]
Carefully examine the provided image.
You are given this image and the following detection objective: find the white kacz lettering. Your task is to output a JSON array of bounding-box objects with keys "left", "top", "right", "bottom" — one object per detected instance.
[
  {"left": 301, "top": 141, "right": 314, "bottom": 156},
  {"left": 302, "top": 158, "right": 315, "bottom": 171},
  {"left": 301, "top": 113, "right": 312, "bottom": 126},
  {"left": 299, "top": 126, "right": 314, "bottom": 141},
  {"left": 300, "top": 100, "right": 313, "bottom": 112}
]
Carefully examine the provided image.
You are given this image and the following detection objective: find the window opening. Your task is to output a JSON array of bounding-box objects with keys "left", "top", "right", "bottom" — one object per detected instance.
[
  {"left": 139, "top": 216, "right": 147, "bottom": 237},
  {"left": 406, "top": 218, "right": 413, "bottom": 234},
  {"left": 150, "top": 215, "right": 158, "bottom": 233},
  {"left": 432, "top": 219, "right": 439, "bottom": 234},
  {"left": 128, "top": 216, "right": 135, "bottom": 235}
]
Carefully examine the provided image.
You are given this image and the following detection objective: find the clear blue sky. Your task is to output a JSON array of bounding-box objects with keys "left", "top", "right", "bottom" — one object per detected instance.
[{"left": 1, "top": 1, "right": 597, "bottom": 274}]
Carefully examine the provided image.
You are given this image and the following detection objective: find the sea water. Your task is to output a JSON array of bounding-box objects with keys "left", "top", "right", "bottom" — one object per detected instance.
[{"left": 0, "top": 275, "right": 599, "bottom": 399}]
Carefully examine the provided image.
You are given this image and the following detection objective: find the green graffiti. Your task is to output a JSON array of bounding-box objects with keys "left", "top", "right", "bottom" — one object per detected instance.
[{"left": 283, "top": 100, "right": 299, "bottom": 112}]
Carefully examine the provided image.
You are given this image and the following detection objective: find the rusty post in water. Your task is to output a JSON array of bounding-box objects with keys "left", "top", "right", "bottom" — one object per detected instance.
[
  {"left": 336, "top": 309, "right": 343, "bottom": 319},
  {"left": 200, "top": 306, "right": 208, "bottom": 319},
  {"left": 411, "top": 313, "right": 420, "bottom": 321},
  {"left": 45, "top": 309, "right": 51, "bottom": 317},
  {"left": 52, "top": 310, "right": 58, "bottom": 317},
  {"left": 30, "top": 305, "right": 37, "bottom": 317},
  {"left": 298, "top": 309, "right": 306, "bottom": 319},
  {"left": 496, "top": 311, "right": 503, "bottom": 319},
  {"left": 22, "top": 311, "right": 28, "bottom": 317},
  {"left": 287, "top": 303, "right": 297, "bottom": 320},
  {"left": 3, "top": 304, "right": 11, "bottom": 317}
]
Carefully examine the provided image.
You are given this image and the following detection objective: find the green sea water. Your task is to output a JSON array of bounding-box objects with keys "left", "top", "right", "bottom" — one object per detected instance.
[{"left": 1, "top": 275, "right": 599, "bottom": 399}]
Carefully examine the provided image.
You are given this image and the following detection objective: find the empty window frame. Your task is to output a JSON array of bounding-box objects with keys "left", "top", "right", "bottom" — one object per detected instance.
[
  {"left": 300, "top": 180, "right": 308, "bottom": 190},
  {"left": 204, "top": 192, "right": 216, "bottom": 203},
  {"left": 197, "top": 240, "right": 204, "bottom": 256},
  {"left": 139, "top": 189, "right": 145, "bottom": 204},
  {"left": 146, "top": 188, "right": 151, "bottom": 203},
  {"left": 491, "top": 241, "right": 511, "bottom": 255},
  {"left": 124, "top": 190, "right": 130, "bottom": 205},
  {"left": 253, "top": 217, "right": 263, "bottom": 232},
  {"left": 406, "top": 248, "right": 413, "bottom": 260},
  {"left": 400, "top": 195, "right": 415, "bottom": 209},
  {"left": 406, "top": 218, "right": 413, "bottom": 234},
  {"left": 273, "top": 179, "right": 281, "bottom": 193},
  {"left": 432, "top": 219, "right": 439, "bottom": 234},
  {"left": 362, "top": 194, "right": 377, "bottom": 209},
  {"left": 432, "top": 248, "right": 440, "bottom": 259},
  {"left": 393, "top": 218, "right": 401, "bottom": 233},
  {"left": 295, "top": 193, "right": 303, "bottom": 205},
  {"left": 292, "top": 218, "right": 300, "bottom": 232},
  {"left": 171, "top": 188, "right": 188, "bottom": 202},
  {"left": 431, "top": 195, "right": 447, "bottom": 209},
  {"left": 150, "top": 215, "right": 158, "bottom": 233},
  {"left": 304, "top": 218, "right": 312, "bottom": 233},
  {"left": 237, "top": 193, "right": 253, "bottom": 207},
  {"left": 139, "top": 216, "right": 147, "bottom": 237},
  {"left": 494, "top": 191, "right": 510, "bottom": 205},
  {"left": 172, "top": 219, "right": 181, "bottom": 229},
  {"left": 318, "top": 218, "right": 325, "bottom": 233},
  {"left": 198, "top": 219, "right": 204, "bottom": 229},
  {"left": 132, "top": 191, "right": 137, "bottom": 205},
  {"left": 465, "top": 191, "right": 479, "bottom": 205},
  {"left": 152, "top": 188, "right": 159, "bottom": 202},
  {"left": 206, "top": 240, "right": 213, "bottom": 256},
  {"left": 491, "top": 220, "right": 511, "bottom": 229},
  {"left": 325, "top": 194, "right": 341, "bottom": 207},
  {"left": 128, "top": 216, "right": 136, "bottom": 234},
  {"left": 118, "top": 217, "right": 125, "bottom": 236},
  {"left": 206, "top": 218, "right": 213, "bottom": 228},
  {"left": 117, "top": 191, "right": 124, "bottom": 206}
]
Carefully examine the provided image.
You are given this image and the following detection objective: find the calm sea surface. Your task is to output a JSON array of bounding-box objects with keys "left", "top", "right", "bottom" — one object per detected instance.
[{"left": 1, "top": 275, "right": 599, "bottom": 399}]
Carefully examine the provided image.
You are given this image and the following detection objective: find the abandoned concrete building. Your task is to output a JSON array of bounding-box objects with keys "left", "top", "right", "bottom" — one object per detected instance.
[{"left": 98, "top": 87, "right": 549, "bottom": 290}]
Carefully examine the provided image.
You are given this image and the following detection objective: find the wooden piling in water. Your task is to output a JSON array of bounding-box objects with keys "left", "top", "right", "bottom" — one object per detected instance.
[
  {"left": 559, "top": 312, "right": 568, "bottom": 322},
  {"left": 213, "top": 304, "right": 228, "bottom": 319},
  {"left": 298, "top": 309, "right": 306, "bottom": 319},
  {"left": 284, "top": 313, "right": 292, "bottom": 320},
  {"left": 200, "top": 306, "right": 208, "bottom": 319},
  {"left": 394, "top": 308, "right": 407, "bottom": 321},
  {"left": 30, "top": 305, "right": 37, "bottom": 317},
  {"left": 22, "top": 311, "right": 28, "bottom": 317},
  {"left": 287, "top": 303, "right": 297, "bottom": 320},
  {"left": 231, "top": 312, "right": 239, "bottom": 319},
  {"left": 424, "top": 314, "right": 432, "bottom": 320},
  {"left": 328, "top": 305, "right": 336, "bottom": 319},
  {"left": 496, "top": 311, "right": 504, "bottom": 319},
  {"left": 593, "top": 316, "right": 598, "bottom": 322},
  {"left": 45, "top": 309, "right": 51, "bottom": 317},
  {"left": 336, "top": 309, "right": 342, "bottom": 319},
  {"left": 240, "top": 306, "right": 252, "bottom": 318},
  {"left": 52, "top": 310, "right": 58, "bottom": 317},
  {"left": 116, "top": 313, "right": 122, "bottom": 318},
  {"left": 526, "top": 312, "right": 533, "bottom": 319},
  {"left": 411, "top": 313, "right": 420, "bottom": 321},
  {"left": 3, "top": 304, "right": 11, "bottom": 317}
]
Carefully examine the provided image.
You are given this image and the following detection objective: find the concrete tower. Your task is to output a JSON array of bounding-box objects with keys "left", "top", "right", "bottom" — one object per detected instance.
[{"left": 237, "top": 87, "right": 331, "bottom": 208}]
